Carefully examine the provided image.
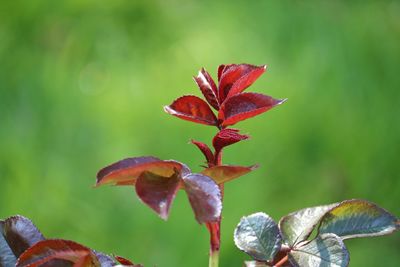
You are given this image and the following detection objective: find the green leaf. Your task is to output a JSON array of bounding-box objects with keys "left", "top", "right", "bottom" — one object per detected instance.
[
  {"left": 234, "top": 212, "right": 282, "bottom": 261},
  {"left": 318, "top": 199, "right": 399, "bottom": 239},
  {"left": 288, "top": 233, "right": 349, "bottom": 267},
  {"left": 279, "top": 203, "right": 337, "bottom": 246}
]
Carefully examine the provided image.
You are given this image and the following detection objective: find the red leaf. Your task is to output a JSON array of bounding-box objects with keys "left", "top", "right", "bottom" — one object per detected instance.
[
  {"left": 1, "top": 215, "right": 45, "bottom": 257},
  {"left": 182, "top": 174, "right": 222, "bottom": 224},
  {"left": 225, "top": 65, "right": 267, "bottom": 100},
  {"left": 212, "top": 129, "right": 249, "bottom": 153},
  {"left": 218, "top": 64, "right": 266, "bottom": 102},
  {"left": 190, "top": 139, "right": 214, "bottom": 165},
  {"left": 202, "top": 165, "right": 258, "bottom": 184},
  {"left": 193, "top": 68, "right": 219, "bottom": 110},
  {"left": 16, "top": 239, "right": 99, "bottom": 267},
  {"left": 114, "top": 255, "right": 143, "bottom": 266},
  {"left": 135, "top": 171, "right": 181, "bottom": 220},
  {"left": 164, "top": 95, "right": 218, "bottom": 126},
  {"left": 219, "top": 93, "right": 286, "bottom": 127},
  {"left": 96, "top": 157, "right": 188, "bottom": 186},
  {"left": 217, "top": 64, "right": 225, "bottom": 82}
]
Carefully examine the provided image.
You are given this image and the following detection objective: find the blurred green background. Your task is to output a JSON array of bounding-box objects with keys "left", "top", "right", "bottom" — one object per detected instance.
[{"left": 1, "top": 1, "right": 399, "bottom": 266}]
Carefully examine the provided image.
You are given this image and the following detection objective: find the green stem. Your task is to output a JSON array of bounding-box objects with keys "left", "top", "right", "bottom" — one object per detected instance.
[{"left": 209, "top": 249, "right": 219, "bottom": 267}]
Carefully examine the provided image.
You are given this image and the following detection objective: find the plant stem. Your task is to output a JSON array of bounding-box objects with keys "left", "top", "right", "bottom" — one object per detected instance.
[
  {"left": 274, "top": 255, "right": 288, "bottom": 267},
  {"left": 207, "top": 150, "right": 223, "bottom": 267}
]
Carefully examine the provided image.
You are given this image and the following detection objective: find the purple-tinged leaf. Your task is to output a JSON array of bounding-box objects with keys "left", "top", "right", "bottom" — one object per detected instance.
[
  {"left": 194, "top": 68, "right": 219, "bottom": 110},
  {"left": 212, "top": 128, "right": 249, "bottom": 153},
  {"left": 219, "top": 93, "right": 286, "bottom": 127},
  {"left": 164, "top": 95, "right": 218, "bottom": 126},
  {"left": 288, "top": 234, "right": 349, "bottom": 267},
  {"left": 96, "top": 157, "right": 186, "bottom": 186},
  {"left": 0, "top": 221, "right": 17, "bottom": 267},
  {"left": 279, "top": 203, "right": 338, "bottom": 247},
  {"left": 318, "top": 199, "right": 400, "bottom": 239},
  {"left": 16, "top": 239, "right": 100, "bottom": 267},
  {"left": 93, "top": 251, "right": 115, "bottom": 267},
  {"left": 190, "top": 139, "right": 214, "bottom": 165},
  {"left": 218, "top": 64, "right": 266, "bottom": 102},
  {"left": 182, "top": 174, "right": 222, "bottom": 224},
  {"left": 234, "top": 212, "right": 282, "bottom": 262},
  {"left": 0, "top": 215, "right": 45, "bottom": 257},
  {"left": 202, "top": 165, "right": 257, "bottom": 184},
  {"left": 135, "top": 171, "right": 181, "bottom": 220}
]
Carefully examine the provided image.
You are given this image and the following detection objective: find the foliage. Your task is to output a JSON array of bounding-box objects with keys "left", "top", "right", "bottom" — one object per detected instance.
[{"left": 234, "top": 199, "right": 399, "bottom": 266}]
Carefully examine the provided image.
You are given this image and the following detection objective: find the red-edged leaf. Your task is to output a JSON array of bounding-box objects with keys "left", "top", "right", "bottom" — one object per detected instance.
[
  {"left": 218, "top": 64, "right": 266, "bottom": 102},
  {"left": 135, "top": 171, "right": 181, "bottom": 220},
  {"left": 193, "top": 68, "right": 219, "bottom": 110},
  {"left": 164, "top": 95, "right": 218, "bottom": 126},
  {"left": 226, "top": 65, "right": 267, "bottom": 99},
  {"left": 182, "top": 174, "right": 222, "bottom": 224},
  {"left": 96, "top": 157, "right": 187, "bottom": 186},
  {"left": 114, "top": 255, "right": 135, "bottom": 265},
  {"left": 16, "top": 239, "right": 99, "bottom": 267},
  {"left": 219, "top": 93, "right": 286, "bottom": 127},
  {"left": 190, "top": 139, "right": 214, "bottom": 165},
  {"left": 217, "top": 64, "right": 225, "bottom": 82},
  {"left": 212, "top": 129, "right": 249, "bottom": 153},
  {"left": 202, "top": 165, "right": 258, "bottom": 184},
  {"left": 1, "top": 215, "right": 45, "bottom": 257}
]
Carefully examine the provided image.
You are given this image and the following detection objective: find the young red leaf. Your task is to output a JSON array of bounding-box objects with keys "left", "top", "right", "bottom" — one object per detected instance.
[
  {"left": 193, "top": 68, "right": 219, "bottom": 110},
  {"left": 201, "top": 165, "right": 258, "bottom": 184},
  {"left": 217, "top": 64, "right": 225, "bottom": 82},
  {"left": 218, "top": 64, "right": 266, "bottom": 102},
  {"left": 16, "top": 239, "right": 99, "bottom": 267},
  {"left": 182, "top": 174, "right": 222, "bottom": 224},
  {"left": 219, "top": 93, "right": 286, "bottom": 127},
  {"left": 212, "top": 128, "right": 249, "bottom": 153},
  {"left": 96, "top": 157, "right": 187, "bottom": 186},
  {"left": 114, "top": 255, "right": 143, "bottom": 266},
  {"left": 164, "top": 95, "right": 218, "bottom": 126},
  {"left": 0, "top": 215, "right": 45, "bottom": 257},
  {"left": 190, "top": 139, "right": 215, "bottom": 165},
  {"left": 135, "top": 171, "right": 181, "bottom": 220}
]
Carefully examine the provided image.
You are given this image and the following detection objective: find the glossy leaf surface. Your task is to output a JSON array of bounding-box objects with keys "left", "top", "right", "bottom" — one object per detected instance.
[
  {"left": 212, "top": 128, "right": 249, "bottom": 153},
  {"left": 0, "top": 222, "right": 17, "bottom": 267},
  {"left": 218, "top": 64, "right": 266, "bottom": 102},
  {"left": 288, "top": 234, "right": 349, "bottom": 267},
  {"left": 16, "top": 239, "right": 99, "bottom": 267},
  {"left": 96, "top": 157, "right": 185, "bottom": 186},
  {"left": 225, "top": 65, "right": 267, "bottom": 100},
  {"left": 219, "top": 93, "right": 285, "bottom": 127},
  {"left": 0, "top": 215, "right": 45, "bottom": 257},
  {"left": 182, "top": 174, "right": 222, "bottom": 224},
  {"left": 190, "top": 139, "right": 214, "bottom": 164},
  {"left": 318, "top": 199, "right": 399, "bottom": 239},
  {"left": 193, "top": 68, "right": 219, "bottom": 110},
  {"left": 279, "top": 203, "right": 338, "bottom": 246},
  {"left": 135, "top": 171, "right": 181, "bottom": 220},
  {"left": 164, "top": 95, "right": 218, "bottom": 126},
  {"left": 201, "top": 165, "right": 257, "bottom": 184},
  {"left": 234, "top": 212, "right": 282, "bottom": 261}
]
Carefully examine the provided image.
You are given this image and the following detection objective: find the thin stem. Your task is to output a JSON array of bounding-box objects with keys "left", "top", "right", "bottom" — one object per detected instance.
[
  {"left": 274, "top": 255, "right": 288, "bottom": 267},
  {"left": 207, "top": 149, "right": 223, "bottom": 267}
]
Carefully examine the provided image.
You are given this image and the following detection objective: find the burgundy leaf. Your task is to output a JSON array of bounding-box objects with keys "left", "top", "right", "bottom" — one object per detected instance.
[
  {"left": 219, "top": 92, "right": 286, "bottom": 127},
  {"left": 16, "top": 239, "right": 99, "bottom": 267},
  {"left": 96, "top": 157, "right": 187, "bottom": 186},
  {"left": 182, "top": 174, "right": 222, "bottom": 224},
  {"left": 135, "top": 171, "right": 181, "bottom": 220},
  {"left": 114, "top": 255, "right": 143, "bottom": 266},
  {"left": 193, "top": 68, "right": 219, "bottom": 110},
  {"left": 217, "top": 64, "right": 225, "bottom": 82},
  {"left": 218, "top": 64, "right": 266, "bottom": 102},
  {"left": 212, "top": 128, "right": 249, "bottom": 153},
  {"left": 164, "top": 95, "right": 218, "bottom": 126},
  {"left": 190, "top": 139, "right": 215, "bottom": 165},
  {"left": 202, "top": 165, "right": 258, "bottom": 184},
  {"left": 225, "top": 65, "right": 267, "bottom": 99},
  {"left": 1, "top": 215, "right": 45, "bottom": 257}
]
